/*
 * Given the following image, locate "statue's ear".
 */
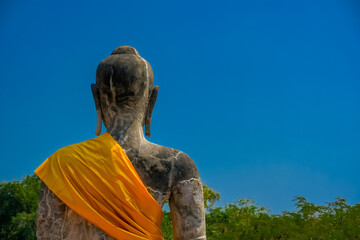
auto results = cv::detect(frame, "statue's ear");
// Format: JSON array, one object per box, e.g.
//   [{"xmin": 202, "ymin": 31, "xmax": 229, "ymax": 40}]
[
  {"xmin": 91, "ymin": 84, "xmax": 102, "ymax": 136},
  {"xmin": 145, "ymin": 86, "xmax": 159, "ymax": 137}
]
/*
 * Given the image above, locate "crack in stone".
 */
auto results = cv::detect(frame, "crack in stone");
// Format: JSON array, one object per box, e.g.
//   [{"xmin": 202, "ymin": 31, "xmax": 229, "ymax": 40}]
[
  {"xmin": 146, "ymin": 186, "xmax": 163, "ymax": 195},
  {"xmin": 178, "ymin": 177, "xmax": 202, "ymax": 185},
  {"xmin": 146, "ymin": 187, "xmax": 170, "ymax": 206},
  {"xmin": 109, "ymin": 69, "xmax": 115, "ymax": 104},
  {"xmin": 192, "ymin": 236, "xmax": 206, "ymax": 240}
]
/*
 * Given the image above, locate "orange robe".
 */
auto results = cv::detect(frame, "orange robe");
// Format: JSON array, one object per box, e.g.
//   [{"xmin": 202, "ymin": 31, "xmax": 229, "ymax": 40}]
[{"xmin": 34, "ymin": 132, "xmax": 164, "ymax": 240}]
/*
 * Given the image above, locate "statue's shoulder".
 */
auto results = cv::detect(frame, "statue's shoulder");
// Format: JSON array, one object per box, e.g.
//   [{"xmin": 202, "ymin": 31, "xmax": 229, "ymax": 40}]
[
  {"xmin": 50, "ymin": 143, "xmax": 79, "ymax": 158},
  {"xmin": 146, "ymin": 142, "xmax": 200, "ymax": 185},
  {"xmin": 49, "ymin": 137, "xmax": 97, "ymax": 159}
]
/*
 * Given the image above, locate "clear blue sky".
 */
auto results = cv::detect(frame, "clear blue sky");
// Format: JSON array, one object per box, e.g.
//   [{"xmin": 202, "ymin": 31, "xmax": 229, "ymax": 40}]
[{"xmin": 1, "ymin": 0, "xmax": 359, "ymax": 213}]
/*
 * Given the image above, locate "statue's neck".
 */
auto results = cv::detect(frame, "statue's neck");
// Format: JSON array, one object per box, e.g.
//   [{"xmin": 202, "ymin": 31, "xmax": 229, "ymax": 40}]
[{"xmin": 106, "ymin": 116, "xmax": 147, "ymax": 152}]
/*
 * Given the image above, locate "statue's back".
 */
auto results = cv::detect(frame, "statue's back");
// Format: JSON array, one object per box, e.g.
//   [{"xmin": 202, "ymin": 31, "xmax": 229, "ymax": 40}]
[{"xmin": 36, "ymin": 46, "xmax": 206, "ymax": 240}]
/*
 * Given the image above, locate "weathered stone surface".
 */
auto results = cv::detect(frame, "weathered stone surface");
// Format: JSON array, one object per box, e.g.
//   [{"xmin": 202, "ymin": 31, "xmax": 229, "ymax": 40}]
[
  {"xmin": 37, "ymin": 46, "xmax": 206, "ymax": 240},
  {"xmin": 37, "ymin": 182, "xmax": 116, "ymax": 240}
]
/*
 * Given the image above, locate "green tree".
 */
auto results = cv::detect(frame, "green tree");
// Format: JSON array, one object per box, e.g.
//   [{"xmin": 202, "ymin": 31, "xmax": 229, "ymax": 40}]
[
  {"xmin": 203, "ymin": 185, "xmax": 220, "ymax": 209},
  {"xmin": 161, "ymin": 209, "xmax": 174, "ymax": 240},
  {"xmin": 1, "ymin": 175, "xmax": 359, "ymax": 240},
  {"xmin": 0, "ymin": 175, "xmax": 41, "ymax": 240}
]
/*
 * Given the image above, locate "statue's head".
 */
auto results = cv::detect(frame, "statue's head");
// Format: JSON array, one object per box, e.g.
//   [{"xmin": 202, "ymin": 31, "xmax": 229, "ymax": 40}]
[{"xmin": 91, "ymin": 46, "xmax": 159, "ymax": 137}]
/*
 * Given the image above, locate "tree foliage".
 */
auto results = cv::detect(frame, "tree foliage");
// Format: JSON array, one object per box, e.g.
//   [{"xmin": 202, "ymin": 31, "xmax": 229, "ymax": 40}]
[
  {"xmin": 161, "ymin": 187, "xmax": 360, "ymax": 240},
  {"xmin": 203, "ymin": 185, "xmax": 220, "ymax": 209},
  {"xmin": 1, "ymin": 175, "xmax": 359, "ymax": 239},
  {"xmin": 0, "ymin": 175, "xmax": 41, "ymax": 240}
]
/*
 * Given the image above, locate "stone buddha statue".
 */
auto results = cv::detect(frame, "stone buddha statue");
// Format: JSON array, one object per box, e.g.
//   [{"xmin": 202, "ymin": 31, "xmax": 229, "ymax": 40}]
[{"xmin": 36, "ymin": 46, "xmax": 206, "ymax": 240}]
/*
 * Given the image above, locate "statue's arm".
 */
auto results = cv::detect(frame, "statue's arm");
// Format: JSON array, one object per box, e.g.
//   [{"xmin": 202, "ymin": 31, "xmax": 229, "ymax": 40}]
[{"xmin": 169, "ymin": 153, "xmax": 206, "ymax": 240}]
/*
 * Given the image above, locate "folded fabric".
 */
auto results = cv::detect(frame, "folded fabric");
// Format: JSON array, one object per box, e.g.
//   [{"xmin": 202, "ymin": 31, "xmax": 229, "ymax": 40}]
[{"xmin": 35, "ymin": 132, "xmax": 164, "ymax": 240}]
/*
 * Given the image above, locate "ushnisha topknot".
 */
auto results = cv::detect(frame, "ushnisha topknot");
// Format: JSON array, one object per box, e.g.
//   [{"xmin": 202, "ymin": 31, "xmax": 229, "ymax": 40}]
[{"xmin": 111, "ymin": 46, "xmax": 140, "ymax": 56}]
